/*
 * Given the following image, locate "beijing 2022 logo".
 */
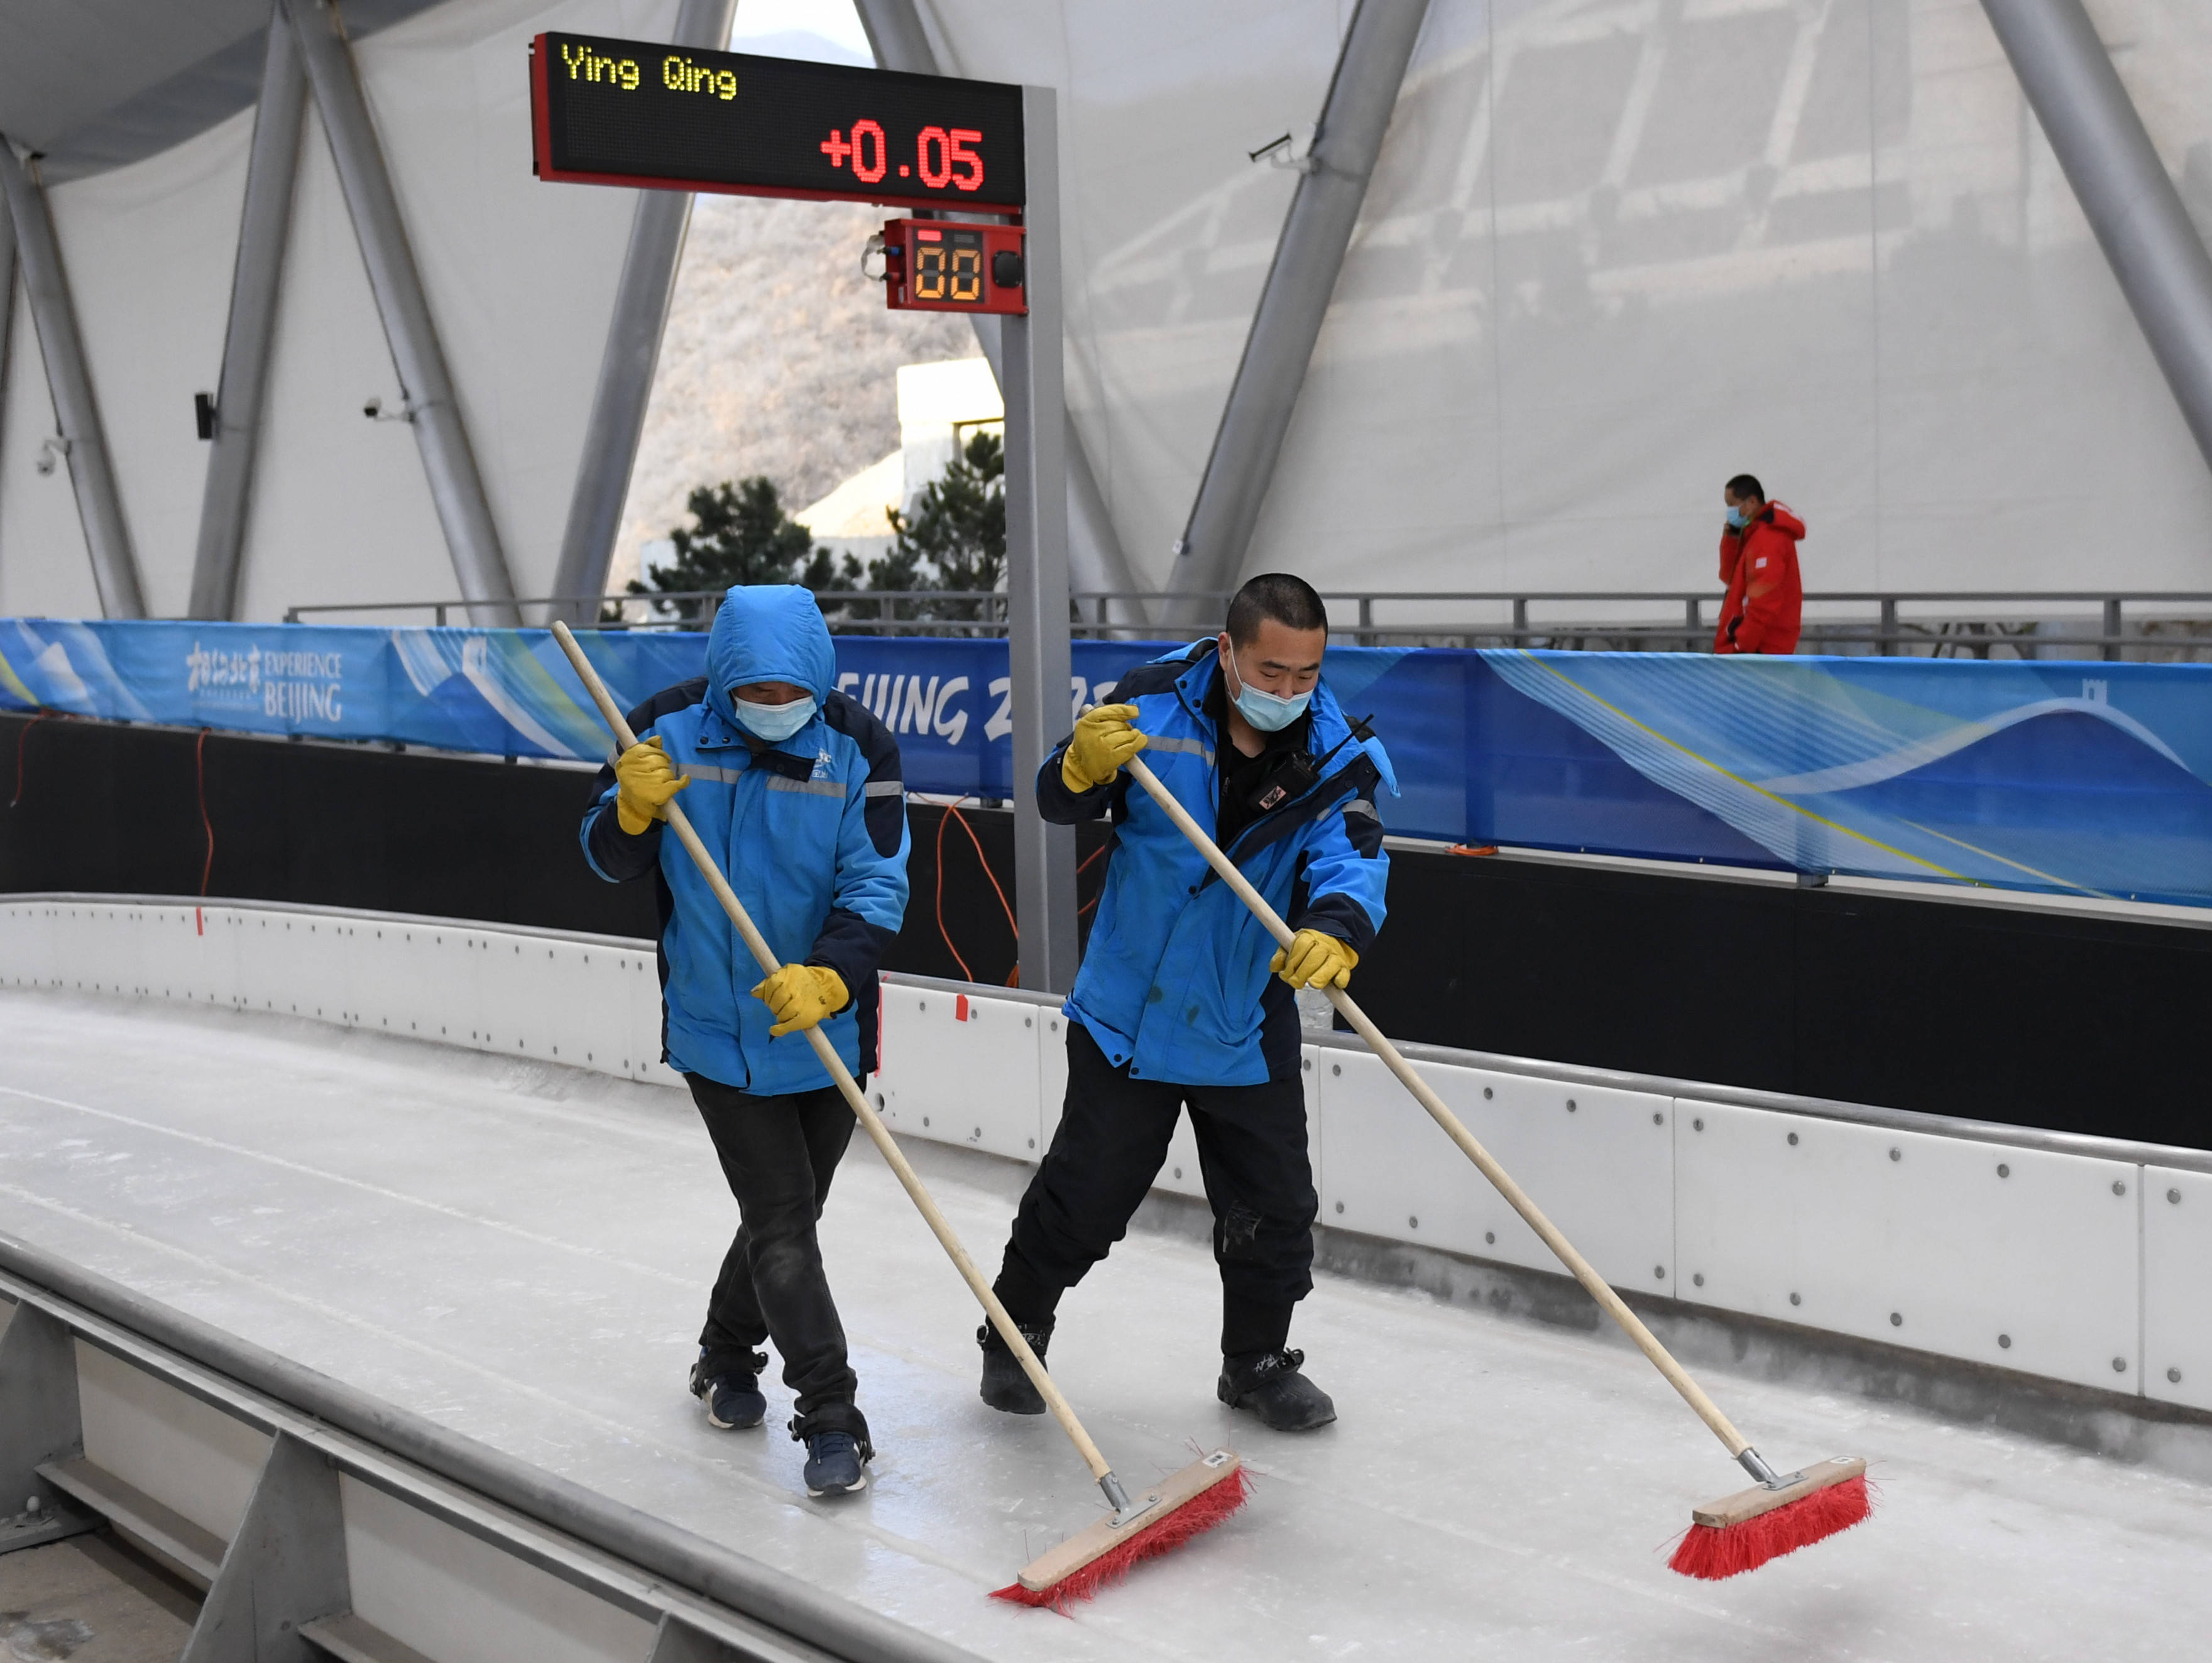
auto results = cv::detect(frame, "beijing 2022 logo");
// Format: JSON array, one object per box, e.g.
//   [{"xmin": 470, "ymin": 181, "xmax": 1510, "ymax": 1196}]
[{"xmin": 187, "ymin": 640, "xmax": 343, "ymax": 723}]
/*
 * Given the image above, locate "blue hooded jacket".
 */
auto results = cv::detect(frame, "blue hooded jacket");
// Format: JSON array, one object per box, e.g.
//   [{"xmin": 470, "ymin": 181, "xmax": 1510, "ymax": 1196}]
[
  {"xmin": 1041, "ymin": 641, "xmax": 1394, "ymax": 1087},
  {"xmin": 581, "ymin": 586, "xmax": 910, "ymax": 1093}
]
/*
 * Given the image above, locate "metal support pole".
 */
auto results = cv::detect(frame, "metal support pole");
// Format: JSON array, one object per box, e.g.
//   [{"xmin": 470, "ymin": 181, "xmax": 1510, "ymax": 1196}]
[
  {"xmin": 970, "ymin": 316, "xmax": 1145, "ymax": 624},
  {"xmin": 549, "ymin": 0, "xmax": 736, "ymax": 624},
  {"xmin": 1684, "ymin": 596, "xmax": 1700, "ymax": 649},
  {"xmin": 180, "ymin": 1433, "xmax": 350, "ymax": 1663},
  {"xmin": 0, "ymin": 199, "xmax": 15, "ymax": 547},
  {"xmin": 1165, "ymin": 0, "xmax": 1430, "ymax": 624},
  {"xmin": 851, "ymin": 0, "xmax": 936, "ymax": 73},
  {"xmin": 1981, "ymin": 0, "xmax": 2212, "ymax": 477},
  {"xmin": 190, "ymin": 11, "xmax": 307, "ymax": 621},
  {"xmin": 2103, "ymin": 596, "xmax": 2122, "ymax": 661},
  {"xmin": 853, "ymin": 0, "xmax": 1147, "ymax": 625},
  {"xmin": 1004, "ymin": 86, "xmax": 1078, "ymax": 996},
  {"xmin": 1879, "ymin": 596, "xmax": 1898, "ymax": 656},
  {"xmin": 285, "ymin": 0, "xmax": 520, "ymax": 625},
  {"xmin": 0, "ymin": 143, "xmax": 148, "ymax": 618}
]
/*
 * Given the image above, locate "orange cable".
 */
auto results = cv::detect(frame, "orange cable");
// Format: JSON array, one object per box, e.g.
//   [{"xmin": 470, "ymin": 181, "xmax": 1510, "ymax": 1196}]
[
  {"xmin": 195, "ymin": 728, "xmax": 216, "ymax": 895},
  {"xmin": 933, "ymin": 807, "xmax": 977, "ymax": 983},
  {"xmin": 9, "ymin": 710, "xmax": 51, "ymax": 809}
]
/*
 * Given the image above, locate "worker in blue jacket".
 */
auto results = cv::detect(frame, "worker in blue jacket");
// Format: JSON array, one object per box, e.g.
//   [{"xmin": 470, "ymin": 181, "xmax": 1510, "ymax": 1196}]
[
  {"xmin": 580, "ymin": 584, "xmax": 908, "ymax": 1499},
  {"xmin": 979, "ymin": 574, "xmax": 1393, "ymax": 1431}
]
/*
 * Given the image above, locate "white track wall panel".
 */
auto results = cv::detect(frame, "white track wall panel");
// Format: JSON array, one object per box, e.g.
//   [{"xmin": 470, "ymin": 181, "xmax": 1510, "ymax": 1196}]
[
  {"xmin": 1318, "ymin": 1052, "xmax": 1673, "ymax": 1293},
  {"xmin": 2142, "ymin": 1166, "xmax": 2212, "ymax": 1414},
  {"xmin": 1674, "ymin": 1099, "xmax": 2142, "ymax": 1393},
  {"xmin": 4, "ymin": 897, "xmax": 2205, "ymax": 1413},
  {"xmin": 876, "ymin": 986, "xmax": 1044, "ymax": 1161}
]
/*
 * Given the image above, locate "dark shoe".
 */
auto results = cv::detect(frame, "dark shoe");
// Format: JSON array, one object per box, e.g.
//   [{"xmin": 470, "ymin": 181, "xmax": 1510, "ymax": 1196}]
[
  {"xmin": 790, "ymin": 1405, "xmax": 873, "ymax": 1498},
  {"xmin": 689, "ymin": 1348, "xmax": 767, "ymax": 1431},
  {"xmin": 1218, "ymin": 1348, "xmax": 1336, "ymax": 1431},
  {"xmin": 978, "ymin": 1319, "xmax": 1053, "ymax": 1415}
]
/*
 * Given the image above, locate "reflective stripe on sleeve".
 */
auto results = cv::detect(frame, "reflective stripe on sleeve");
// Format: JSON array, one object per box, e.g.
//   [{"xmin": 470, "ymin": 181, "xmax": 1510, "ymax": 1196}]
[{"xmin": 1146, "ymin": 735, "xmax": 1214, "ymax": 765}]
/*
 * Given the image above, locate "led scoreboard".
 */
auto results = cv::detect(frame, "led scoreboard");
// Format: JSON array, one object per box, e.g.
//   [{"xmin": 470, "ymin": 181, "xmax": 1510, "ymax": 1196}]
[{"xmin": 532, "ymin": 33, "xmax": 1026, "ymax": 219}]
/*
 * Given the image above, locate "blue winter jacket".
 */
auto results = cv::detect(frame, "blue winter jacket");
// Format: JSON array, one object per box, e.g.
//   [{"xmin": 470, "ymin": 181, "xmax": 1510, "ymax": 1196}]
[
  {"xmin": 1044, "ymin": 641, "xmax": 1394, "ymax": 1087},
  {"xmin": 581, "ymin": 586, "xmax": 910, "ymax": 1094}
]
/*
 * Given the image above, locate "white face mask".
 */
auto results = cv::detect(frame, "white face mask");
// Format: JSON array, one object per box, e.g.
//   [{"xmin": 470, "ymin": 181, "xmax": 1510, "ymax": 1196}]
[
  {"xmin": 1225, "ymin": 652, "xmax": 1312, "ymax": 733},
  {"xmin": 733, "ymin": 693, "xmax": 816, "ymax": 741}
]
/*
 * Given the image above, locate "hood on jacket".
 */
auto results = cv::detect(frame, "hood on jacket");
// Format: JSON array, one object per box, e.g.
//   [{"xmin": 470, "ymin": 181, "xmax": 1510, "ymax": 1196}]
[
  {"xmin": 1758, "ymin": 502, "xmax": 1807, "ymax": 540},
  {"xmin": 704, "ymin": 585, "xmax": 836, "ymax": 733}
]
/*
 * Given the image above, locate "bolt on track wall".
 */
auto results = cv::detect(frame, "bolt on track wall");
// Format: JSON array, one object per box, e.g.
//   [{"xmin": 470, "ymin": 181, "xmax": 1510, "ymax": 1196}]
[{"xmin": 5, "ymin": 894, "xmax": 2209, "ymax": 1417}]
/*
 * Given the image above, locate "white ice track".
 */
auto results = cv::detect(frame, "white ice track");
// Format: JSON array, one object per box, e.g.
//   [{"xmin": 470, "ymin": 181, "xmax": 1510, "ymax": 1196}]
[{"xmin": 3, "ymin": 991, "xmax": 2210, "ymax": 1662}]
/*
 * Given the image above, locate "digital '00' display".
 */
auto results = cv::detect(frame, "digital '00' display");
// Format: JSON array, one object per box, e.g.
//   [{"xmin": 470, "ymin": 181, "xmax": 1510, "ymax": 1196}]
[{"xmin": 531, "ymin": 33, "xmax": 1026, "ymax": 212}]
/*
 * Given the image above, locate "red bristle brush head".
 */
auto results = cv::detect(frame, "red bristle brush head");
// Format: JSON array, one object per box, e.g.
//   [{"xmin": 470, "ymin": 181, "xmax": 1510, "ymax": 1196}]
[
  {"xmin": 992, "ymin": 1464, "xmax": 1249, "ymax": 1611},
  {"xmin": 1668, "ymin": 1473, "xmax": 1873, "ymax": 1581}
]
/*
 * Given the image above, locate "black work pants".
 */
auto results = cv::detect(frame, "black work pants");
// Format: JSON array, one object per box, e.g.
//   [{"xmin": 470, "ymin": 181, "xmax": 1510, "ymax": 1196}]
[
  {"xmin": 689, "ymin": 1072, "xmax": 858, "ymax": 1415},
  {"xmin": 1000, "ymin": 1021, "xmax": 1317, "ymax": 1359}
]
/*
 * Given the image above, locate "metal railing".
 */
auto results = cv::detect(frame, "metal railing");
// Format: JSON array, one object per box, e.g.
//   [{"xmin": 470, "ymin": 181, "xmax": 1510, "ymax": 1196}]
[{"xmin": 280, "ymin": 589, "xmax": 2212, "ymax": 660}]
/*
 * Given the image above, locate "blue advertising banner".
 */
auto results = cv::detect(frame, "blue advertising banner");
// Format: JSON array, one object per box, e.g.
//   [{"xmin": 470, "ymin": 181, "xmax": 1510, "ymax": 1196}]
[{"xmin": 4, "ymin": 618, "xmax": 2209, "ymax": 907}]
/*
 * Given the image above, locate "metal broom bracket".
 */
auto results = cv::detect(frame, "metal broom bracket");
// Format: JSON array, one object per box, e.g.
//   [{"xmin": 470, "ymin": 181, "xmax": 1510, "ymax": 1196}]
[{"xmin": 1735, "ymin": 1448, "xmax": 1808, "ymax": 1491}]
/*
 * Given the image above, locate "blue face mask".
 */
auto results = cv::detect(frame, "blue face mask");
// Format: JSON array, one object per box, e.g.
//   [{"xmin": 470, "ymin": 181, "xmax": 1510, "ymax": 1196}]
[
  {"xmin": 733, "ymin": 693, "xmax": 816, "ymax": 742},
  {"xmin": 1226, "ymin": 653, "xmax": 1311, "ymax": 733},
  {"xmin": 1726, "ymin": 504, "xmax": 1749, "ymax": 530}
]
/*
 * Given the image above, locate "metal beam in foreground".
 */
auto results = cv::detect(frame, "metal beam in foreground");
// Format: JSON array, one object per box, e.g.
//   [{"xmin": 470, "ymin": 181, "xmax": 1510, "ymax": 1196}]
[
  {"xmin": 1981, "ymin": 0, "xmax": 2212, "ymax": 477},
  {"xmin": 1003, "ymin": 84, "xmax": 1080, "ymax": 996},
  {"xmin": 285, "ymin": 0, "xmax": 521, "ymax": 626},
  {"xmin": 1165, "ymin": 0, "xmax": 1429, "ymax": 626},
  {"xmin": 0, "ymin": 143, "xmax": 148, "ymax": 619},
  {"xmin": 0, "ymin": 1232, "xmax": 980, "ymax": 1663},
  {"xmin": 549, "ymin": 0, "xmax": 737, "ymax": 624},
  {"xmin": 189, "ymin": 10, "xmax": 308, "ymax": 622}
]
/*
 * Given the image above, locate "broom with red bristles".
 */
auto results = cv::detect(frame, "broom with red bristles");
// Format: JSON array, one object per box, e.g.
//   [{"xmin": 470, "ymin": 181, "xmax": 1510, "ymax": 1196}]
[
  {"xmin": 552, "ymin": 626, "xmax": 1244, "ymax": 1608},
  {"xmin": 1124, "ymin": 750, "xmax": 1871, "ymax": 1580}
]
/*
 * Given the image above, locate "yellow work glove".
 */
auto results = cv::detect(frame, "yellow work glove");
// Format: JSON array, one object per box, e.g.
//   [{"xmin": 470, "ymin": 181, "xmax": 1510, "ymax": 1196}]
[
  {"xmin": 1061, "ymin": 703, "xmax": 1146, "ymax": 793},
  {"xmin": 1271, "ymin": 929, "xmax": 1358, "ymax": 990},
  {"xmin": 615, "ymin": 736, "xmax": 689, "ymax": 835},
  {"xmin": 751, "ymin": 963, "xmax": 848, "ymax": 1037}
]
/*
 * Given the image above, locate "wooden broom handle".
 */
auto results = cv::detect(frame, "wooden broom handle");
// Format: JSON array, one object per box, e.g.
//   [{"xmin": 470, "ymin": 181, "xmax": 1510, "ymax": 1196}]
[
  {"xmin": 551, "ymin": 624, "xmax": 1112, "ymax": 1482},
  {"xmin": 1121, "ymin": 750, "xmax": 1753, "ymax": 1459}
]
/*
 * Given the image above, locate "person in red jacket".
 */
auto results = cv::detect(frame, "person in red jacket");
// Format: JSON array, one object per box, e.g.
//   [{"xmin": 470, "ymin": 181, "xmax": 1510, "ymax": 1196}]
[{"xmin": 1712, "ymin": 474, "xmax": 1804, "ymax": 654}]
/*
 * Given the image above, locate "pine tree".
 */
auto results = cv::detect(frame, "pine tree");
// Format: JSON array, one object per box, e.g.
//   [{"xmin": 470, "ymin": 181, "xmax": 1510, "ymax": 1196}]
[
  {"xmin": 882, "ymin": 430, "xmax": 1005, "ymax": 630},
  {"xmin": 627, "ymin": 477, "xmax": 857, "ymax": 624}
]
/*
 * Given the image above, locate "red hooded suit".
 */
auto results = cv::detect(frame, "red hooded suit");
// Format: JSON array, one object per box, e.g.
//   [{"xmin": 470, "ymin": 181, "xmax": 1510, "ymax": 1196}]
[{"xmin": 1714, "ymin": 501, "xmax": 1804, "ymax": 655}]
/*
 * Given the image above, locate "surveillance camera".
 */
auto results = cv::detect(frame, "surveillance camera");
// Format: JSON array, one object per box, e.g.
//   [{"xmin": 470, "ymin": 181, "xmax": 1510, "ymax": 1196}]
[{"xmin": 363, "ymin": 396, "xmax": 382, "ymax": 418}]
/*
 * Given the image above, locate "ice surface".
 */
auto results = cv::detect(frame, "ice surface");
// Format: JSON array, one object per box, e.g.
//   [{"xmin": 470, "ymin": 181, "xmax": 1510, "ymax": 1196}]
[{"xmin": 3, "ymin": 990, "xmax": 2209, "ymax": 1661}]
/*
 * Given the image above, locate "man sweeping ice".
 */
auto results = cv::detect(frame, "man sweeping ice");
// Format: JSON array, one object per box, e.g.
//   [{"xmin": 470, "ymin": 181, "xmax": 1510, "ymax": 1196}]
[
  {"xmin": 979, "ymin": 574, "xmax": 1393, "ymax": 1431},
  {"xmin": 579, "ymin": 584, "xmax": 908, "ymax": 1499}
]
